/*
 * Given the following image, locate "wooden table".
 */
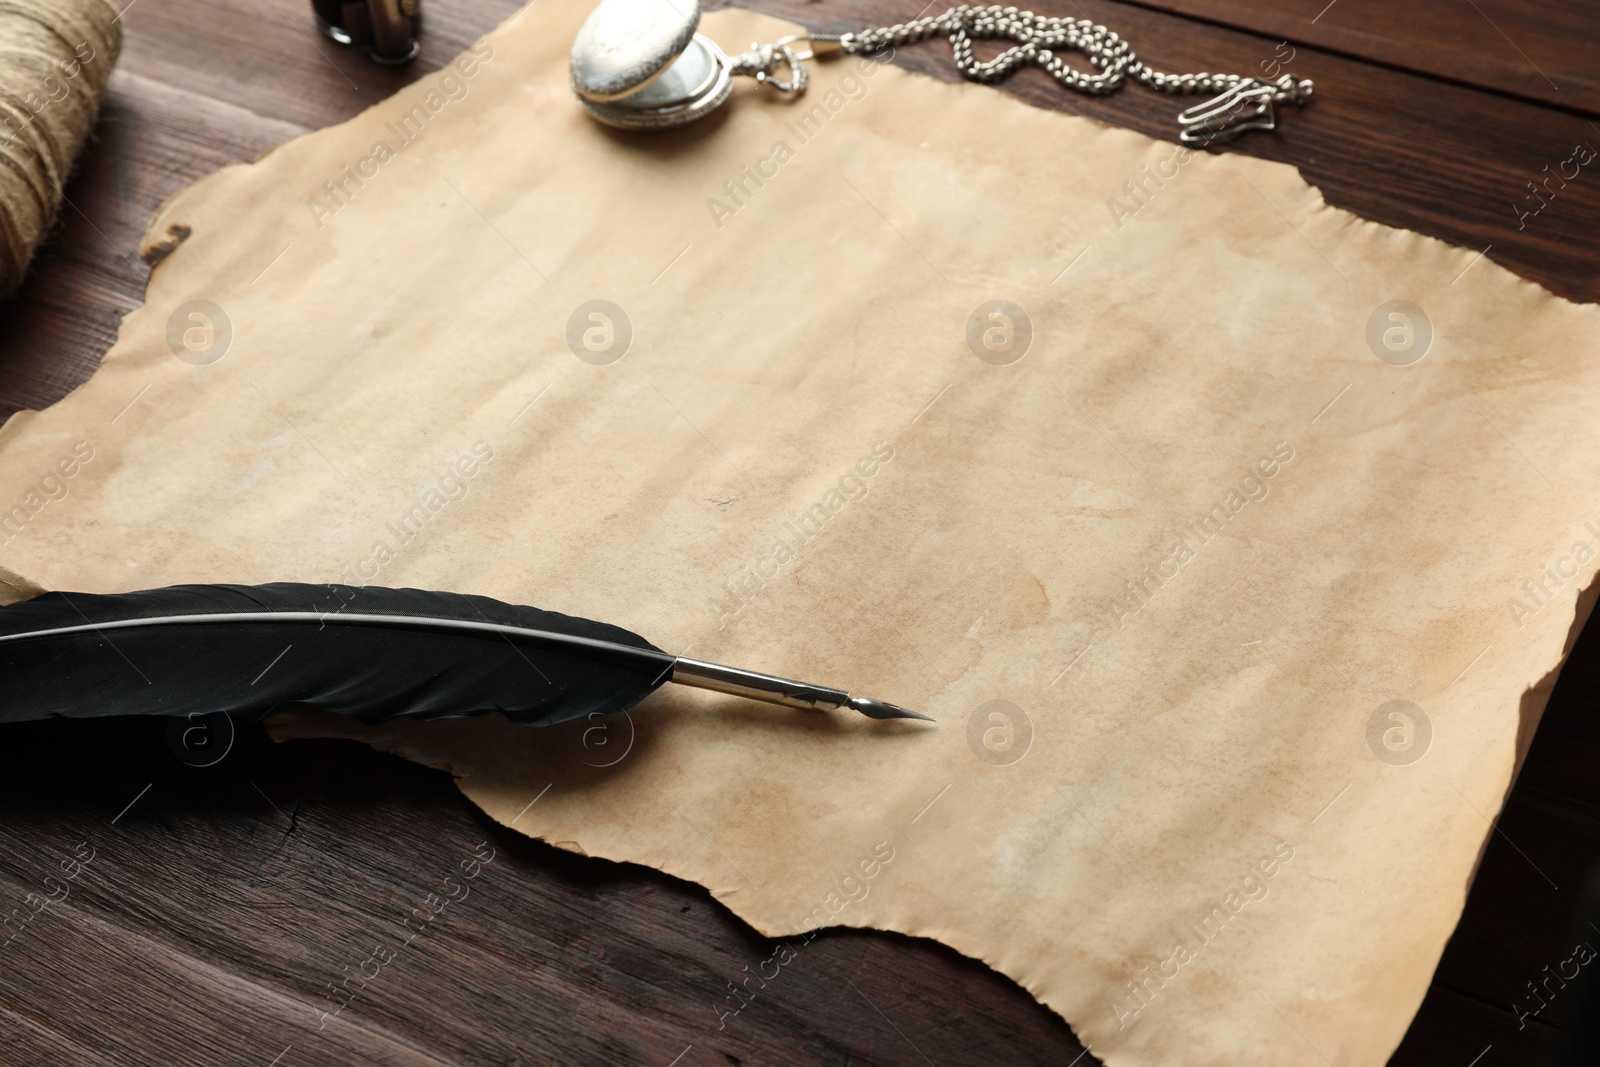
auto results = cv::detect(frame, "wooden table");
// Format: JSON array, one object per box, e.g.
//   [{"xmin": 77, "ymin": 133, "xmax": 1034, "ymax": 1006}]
[{"xmin": 3, "ymin": 1, "xmax": 1598, "ymax": 1063}]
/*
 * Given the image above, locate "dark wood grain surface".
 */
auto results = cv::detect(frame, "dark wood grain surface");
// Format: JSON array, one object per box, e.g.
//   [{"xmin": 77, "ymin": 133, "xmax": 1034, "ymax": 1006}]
[
  {"xmin": 1128, "ymin": 0, "xmax": 1600, "ymax": 113},
  {"xmin": 2, "ymin": 1, "xmax": 1598, "ymax": 1064}
]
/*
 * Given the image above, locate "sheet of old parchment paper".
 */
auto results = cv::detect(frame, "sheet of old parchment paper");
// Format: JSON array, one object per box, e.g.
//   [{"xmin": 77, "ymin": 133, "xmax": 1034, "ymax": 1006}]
[{"xmin": 3, "ymin": 3, "xmax": 1598, "ymax": 1062}]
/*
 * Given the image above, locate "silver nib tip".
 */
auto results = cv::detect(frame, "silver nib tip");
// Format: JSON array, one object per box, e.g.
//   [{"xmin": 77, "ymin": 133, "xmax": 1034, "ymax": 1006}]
[{"xmin": 847, "ymin": 696, "xmax": 936, "ymax": 722}]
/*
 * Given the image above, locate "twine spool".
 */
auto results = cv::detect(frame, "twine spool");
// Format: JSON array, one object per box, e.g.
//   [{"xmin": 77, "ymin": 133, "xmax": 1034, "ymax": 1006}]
[{"xmin": 0, "ymin": 0, "xmax": 120, "ymax": 297}]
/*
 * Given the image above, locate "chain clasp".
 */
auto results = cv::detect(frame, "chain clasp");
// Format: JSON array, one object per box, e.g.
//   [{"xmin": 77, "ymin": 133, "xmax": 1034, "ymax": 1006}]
[{"xmin": 1177, "ymin": 75, "xmax": 1313, "ymax": 146}]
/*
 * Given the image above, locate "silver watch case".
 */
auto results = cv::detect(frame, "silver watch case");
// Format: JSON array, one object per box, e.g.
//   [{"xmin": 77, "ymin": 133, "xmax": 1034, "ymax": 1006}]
[{"xmin": 570, "ymin": 0, "xmax": 734, "ymax": 130}]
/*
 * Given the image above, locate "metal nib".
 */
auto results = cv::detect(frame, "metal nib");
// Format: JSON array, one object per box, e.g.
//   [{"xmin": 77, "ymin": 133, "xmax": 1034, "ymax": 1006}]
[
  {"xmin": 847, "ymin": 696, "xmax": 936, "ymax": 722},
  {"xmin": 668, "ymin": 656, "xmax": 934, "ymax": 723}
]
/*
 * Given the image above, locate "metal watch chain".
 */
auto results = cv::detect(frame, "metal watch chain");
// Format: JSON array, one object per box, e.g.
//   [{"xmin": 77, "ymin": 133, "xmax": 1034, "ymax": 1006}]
[{"xmin": 731, "ymin": 4, "xmax": 1314, "ymax": 145}]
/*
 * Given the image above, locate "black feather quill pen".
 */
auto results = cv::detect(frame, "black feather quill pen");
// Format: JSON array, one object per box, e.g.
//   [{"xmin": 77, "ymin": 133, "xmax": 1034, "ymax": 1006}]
[{"xmin": 0, "ymin": 583, "xmax": 932, "ymax": 727}]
